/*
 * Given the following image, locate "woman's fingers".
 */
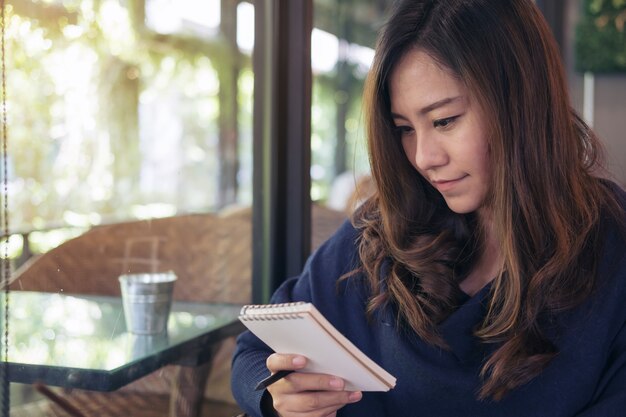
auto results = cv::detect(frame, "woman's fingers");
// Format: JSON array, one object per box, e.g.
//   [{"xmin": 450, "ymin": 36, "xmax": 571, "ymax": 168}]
[
  {"xmin": 264, "ymin": 353, "xmax": 363, "ymax": 417},
  {"xmin": 266, "ymin": 354, "xmax": 347, "ymax": 392},
  {"xmin": 266, "ymin": 353, "xmax": 307, "ymax": 373},
  {"xmin": 272, "ymin": 390, "xmax": 362, "ymax": 416}
]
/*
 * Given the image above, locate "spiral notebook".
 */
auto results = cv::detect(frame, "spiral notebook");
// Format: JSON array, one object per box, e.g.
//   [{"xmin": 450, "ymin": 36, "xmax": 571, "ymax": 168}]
[{"xmin": 238, "ymin": 302, "xmax": 396, "ymax": 392}]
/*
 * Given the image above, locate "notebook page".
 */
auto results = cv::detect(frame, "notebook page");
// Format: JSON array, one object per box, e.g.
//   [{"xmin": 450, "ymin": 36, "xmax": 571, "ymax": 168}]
[{"xmin": 239, "ymin": 303, "xmax": 396, "ymax": 392}]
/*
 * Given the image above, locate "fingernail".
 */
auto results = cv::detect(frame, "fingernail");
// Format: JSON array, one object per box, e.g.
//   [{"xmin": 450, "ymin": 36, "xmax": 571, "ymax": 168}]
[
  {"xmin": 329, "ymin": 377, "xmax": 343, "ymax": 389},
  {"xmin": 292, "ymin": 356, "xmax": 306, "ymax": 367},
  {"xmin": 348, "ymin": 391, "xmax": 362, "ymax": 402}
]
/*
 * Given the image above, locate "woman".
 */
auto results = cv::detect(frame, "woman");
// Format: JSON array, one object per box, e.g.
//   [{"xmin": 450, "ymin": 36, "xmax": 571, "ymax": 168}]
[{"xmin": 231, "ymin": 1, "xmax": 626, "ymax": 416}]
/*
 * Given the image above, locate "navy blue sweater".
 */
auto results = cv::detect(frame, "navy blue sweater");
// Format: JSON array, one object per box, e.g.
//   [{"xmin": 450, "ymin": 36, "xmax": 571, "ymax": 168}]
[{"xmin": 232, "ymin": 191, "xmax": 626, "ymax": 416}]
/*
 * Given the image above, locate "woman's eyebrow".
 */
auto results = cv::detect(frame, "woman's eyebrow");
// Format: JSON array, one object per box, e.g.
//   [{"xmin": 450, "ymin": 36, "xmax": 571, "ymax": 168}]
[
  {"xmin": 419, "ymin": 96, "xmax": 464, "ymax": 114},
  {"xmin": 390, "ymin": 95, "xmax": 465, "ymax": 120}
]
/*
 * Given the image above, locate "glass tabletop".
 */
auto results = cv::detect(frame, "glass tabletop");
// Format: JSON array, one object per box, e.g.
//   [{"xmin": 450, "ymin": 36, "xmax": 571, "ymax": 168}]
[{"xmin": 1, "ymin": 291, "xmax": 244, "ymax": 391}]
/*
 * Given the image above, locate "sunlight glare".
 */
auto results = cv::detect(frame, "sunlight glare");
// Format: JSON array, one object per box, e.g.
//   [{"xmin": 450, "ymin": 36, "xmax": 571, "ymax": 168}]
[
  {"xmin": 146, "ymin": 0, "xmax": 220, "ymax": 34},
  {"xmin": 312, "ymin": 28, "xmax": 339, "ymax": 73},
  {"xmin": 237, "ymin": 2, "xmax": 254, "ymax": 53}
]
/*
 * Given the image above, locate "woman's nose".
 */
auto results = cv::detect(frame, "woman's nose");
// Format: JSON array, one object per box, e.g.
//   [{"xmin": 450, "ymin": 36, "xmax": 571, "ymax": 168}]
[{"xmin": 413, "ymin": 133, "xmax": 448, "ymax": 172}]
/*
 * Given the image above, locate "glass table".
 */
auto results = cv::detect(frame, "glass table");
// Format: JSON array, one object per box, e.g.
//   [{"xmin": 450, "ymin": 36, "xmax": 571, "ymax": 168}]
[{"xmin": 1, "ymin": 291, "xmax": 245, "ymax": 391}]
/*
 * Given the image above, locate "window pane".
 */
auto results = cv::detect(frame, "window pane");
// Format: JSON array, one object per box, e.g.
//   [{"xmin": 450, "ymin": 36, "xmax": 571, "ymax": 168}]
[
  {"xmin": 7, "ymin": 0, "xmax": 254, "ymax": 411},
  {"xmin": 310, "ymin": 1, "xmax": 388, "ymax": 249}
]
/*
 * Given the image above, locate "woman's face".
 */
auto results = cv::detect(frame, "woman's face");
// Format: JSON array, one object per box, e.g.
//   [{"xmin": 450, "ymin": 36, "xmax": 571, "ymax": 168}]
[{"xmin": 389, "ymin": 49, "xmax": 491, "ymax": 215}]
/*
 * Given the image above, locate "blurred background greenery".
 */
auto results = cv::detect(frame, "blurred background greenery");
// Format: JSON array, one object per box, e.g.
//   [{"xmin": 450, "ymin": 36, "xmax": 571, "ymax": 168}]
[
  {"xmin": 575, "ymin": 0, "xmax": 626, "ymax": 72},
  {"xmin": 6, "ymin": 0, "xmax": 374, "ymax": 262}
]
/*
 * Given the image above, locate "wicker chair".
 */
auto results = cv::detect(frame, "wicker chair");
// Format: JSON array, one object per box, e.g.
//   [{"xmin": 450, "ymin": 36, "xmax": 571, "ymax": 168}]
[
  {"xmin": 9, "ymin": 204, "xmax": 347, "ymax": 417},
  {"xmin": 10, "ymin": 211, "xmax": 252, "ymax": 304}
]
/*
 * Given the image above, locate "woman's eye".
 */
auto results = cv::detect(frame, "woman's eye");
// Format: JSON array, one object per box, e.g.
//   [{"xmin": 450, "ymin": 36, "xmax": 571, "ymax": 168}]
[
  {"xmin": 394, "ymin": 126, "xmax": 414, "ymax": 137},
  {"xmin": 433, "ymin": 116, "xmax": 459, "ymax": 129}
]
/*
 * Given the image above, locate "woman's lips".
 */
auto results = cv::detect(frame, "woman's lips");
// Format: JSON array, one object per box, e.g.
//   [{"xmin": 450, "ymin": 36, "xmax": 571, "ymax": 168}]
[{"xmin": 431, "ymin": 175, "xmax": 468, "ymax": 192}]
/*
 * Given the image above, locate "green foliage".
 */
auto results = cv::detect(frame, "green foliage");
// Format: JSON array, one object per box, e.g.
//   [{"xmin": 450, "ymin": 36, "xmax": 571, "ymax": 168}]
[
  {"xmin": 8, "ymin": 0, "xmax": 250, "ymax": 237},
  {"xmin": 575, "ymin": 0, "xmax": 626, "ymax": 72},
  {"xmin": 311, "ymin": 68, "xmax": 368, "ymax": 203}
]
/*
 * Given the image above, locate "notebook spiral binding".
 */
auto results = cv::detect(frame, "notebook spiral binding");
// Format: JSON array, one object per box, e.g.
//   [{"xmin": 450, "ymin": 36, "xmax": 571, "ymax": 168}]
[{"xmin": 239, "ymin": 301, "xmax": 308, "ymax": 321}]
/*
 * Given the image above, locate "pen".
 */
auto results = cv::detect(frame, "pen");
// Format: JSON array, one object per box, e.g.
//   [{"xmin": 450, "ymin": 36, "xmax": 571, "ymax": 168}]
[{"xmin": 254, "ymin": 370, "xmax": 295, "ymax": 391}]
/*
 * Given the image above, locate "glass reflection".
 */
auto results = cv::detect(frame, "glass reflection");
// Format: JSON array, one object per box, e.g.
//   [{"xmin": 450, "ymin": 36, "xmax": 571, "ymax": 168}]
[{"xmin": 5, "ymin": 292, "xmax": 241, "ymax": 371}]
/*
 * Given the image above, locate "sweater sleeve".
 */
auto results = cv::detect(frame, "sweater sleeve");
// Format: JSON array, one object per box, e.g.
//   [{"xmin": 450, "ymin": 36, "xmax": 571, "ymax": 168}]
[
  {"xmin": 230, "ymin": 276, "xmax": 307, "ymax": 417},
  {"xmin": 576, "ymin": 193, "xmax": 626, "ymax": 417},
  {"xmin": 575, "ymin": 319, "xmax": 626, "ymax": 417},
  {"xmin": 230, "ymin": 220, "xmax": 363, "ymax": 417}
]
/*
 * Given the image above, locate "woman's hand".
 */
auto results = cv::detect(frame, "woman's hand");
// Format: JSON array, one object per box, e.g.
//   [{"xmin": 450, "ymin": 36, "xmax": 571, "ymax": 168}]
[{"xmin": 264, "ymin": 353, "xmax": 363, "ymax": 417}]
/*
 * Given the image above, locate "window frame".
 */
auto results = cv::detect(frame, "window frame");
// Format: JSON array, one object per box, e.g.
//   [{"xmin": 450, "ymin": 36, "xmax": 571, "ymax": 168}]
[{"xmin": 252, "ymin": 0, "xmax": 313, "ymax": 303}]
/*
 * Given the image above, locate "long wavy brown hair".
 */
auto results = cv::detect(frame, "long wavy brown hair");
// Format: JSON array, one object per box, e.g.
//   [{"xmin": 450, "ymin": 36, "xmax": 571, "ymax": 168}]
[{"xmin": 356, "ymin": 0, "xmax": 624, "ymax": 401}]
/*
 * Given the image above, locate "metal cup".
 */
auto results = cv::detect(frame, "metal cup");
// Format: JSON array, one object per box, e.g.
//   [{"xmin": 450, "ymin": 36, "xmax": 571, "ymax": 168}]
[{"xmin": 119, "ymin": 272, "xmax": 177, "ymax": 335}]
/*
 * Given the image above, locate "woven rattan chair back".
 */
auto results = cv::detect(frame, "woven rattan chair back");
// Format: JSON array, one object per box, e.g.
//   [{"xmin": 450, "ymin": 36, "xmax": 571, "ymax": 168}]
[{"xmin": 10, "ymin": 211, "xmax": 252, "ymax": 304}]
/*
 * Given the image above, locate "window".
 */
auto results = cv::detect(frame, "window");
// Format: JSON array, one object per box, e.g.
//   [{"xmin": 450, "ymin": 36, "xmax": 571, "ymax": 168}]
[
  {"xmin": 7, "ymin": 0, "xmax": 256, "ymax": 410},
  {"xmin": 8, "ymin": 0, "xmax": 253, "ymax": 250}
]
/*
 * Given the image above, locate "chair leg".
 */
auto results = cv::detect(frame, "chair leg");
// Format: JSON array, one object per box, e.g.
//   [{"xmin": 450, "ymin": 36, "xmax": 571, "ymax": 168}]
[
  {"xmin": 33, "ymin": 383, "xmax": 88, "ymax": 417},
  {"xmin": 168, "ymin": 355, "xmax": 214, "ymax": 417}
]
